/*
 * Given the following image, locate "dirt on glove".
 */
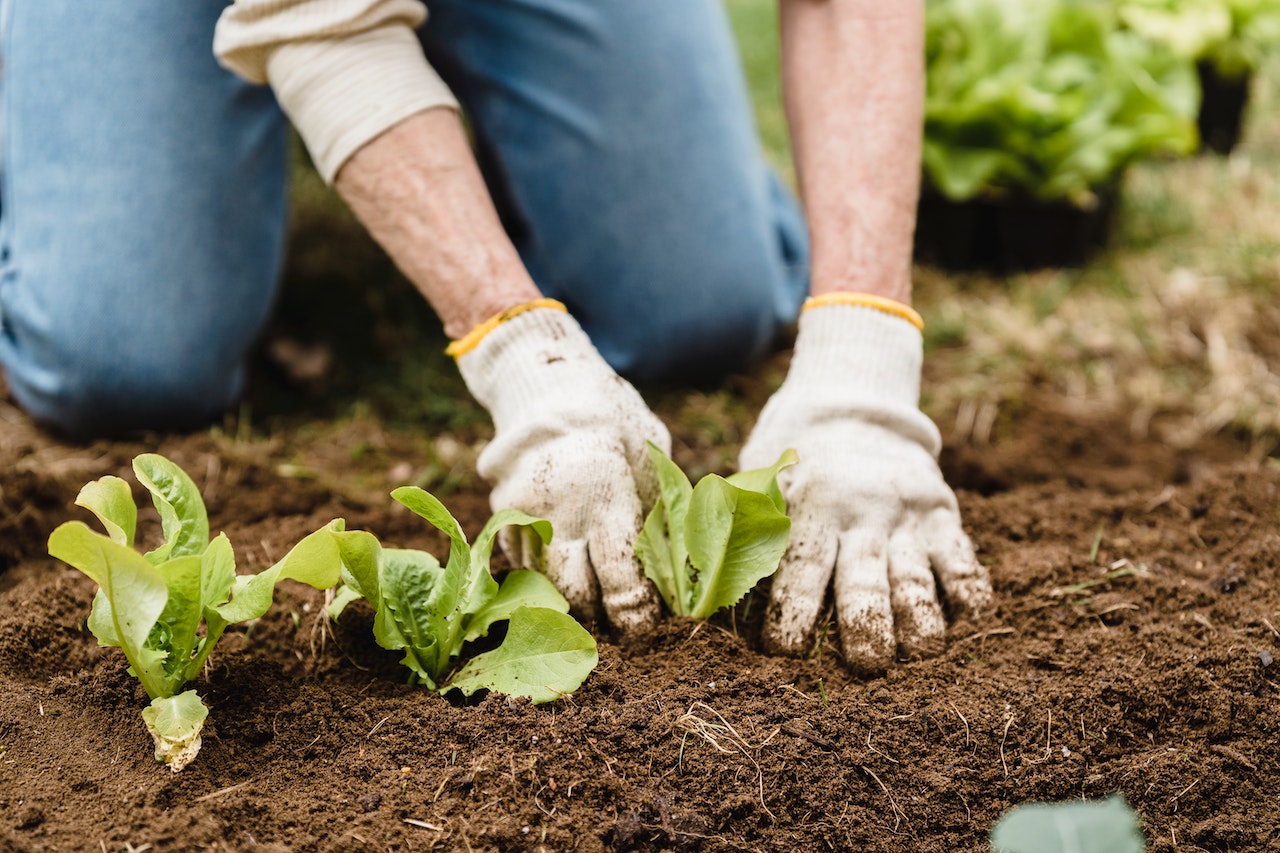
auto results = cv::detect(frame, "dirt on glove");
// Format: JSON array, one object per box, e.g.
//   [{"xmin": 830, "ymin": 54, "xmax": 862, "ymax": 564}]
[{"xmin": 0, "ymin": 391, "xmax": 1275, "ymax": 852}]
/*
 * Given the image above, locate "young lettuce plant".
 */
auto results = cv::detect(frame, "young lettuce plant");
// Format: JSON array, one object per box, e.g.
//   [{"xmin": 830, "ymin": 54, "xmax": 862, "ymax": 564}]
[
  {"xmin": 47, "ymin": 454, "xmax": 343, "ymax": 771},
  {"xmin": 635, "ymin": 443, "xmax": 795, "ymax": 620},
  {"xmin": 326, "ymin": 487, "xmax": 597, "ymax": 704}
]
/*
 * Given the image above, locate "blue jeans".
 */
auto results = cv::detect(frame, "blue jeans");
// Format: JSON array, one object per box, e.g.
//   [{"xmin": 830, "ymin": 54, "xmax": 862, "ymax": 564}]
[{"xmin": 0, "ymin": 0, "xmax": 809, "ymax": 438}]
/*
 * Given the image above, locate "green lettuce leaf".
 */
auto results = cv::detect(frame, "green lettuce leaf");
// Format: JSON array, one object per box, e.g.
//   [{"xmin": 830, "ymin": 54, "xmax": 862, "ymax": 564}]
[
  {"xmin": 133, "ymin": 453, "xmax": 209, "ymax": 563},
  {"xmin": 380, "ymin": 548, "xmax": 445, "ymax": 688},
  {"xmin": 216, "ymin": 520, "xmax": 345, "ymax": 624},
  {"xmin": 464, "ymin": 570, "xmax": 569, "ymax": 643},
  {"xmin": 638, "ymin": 445, "xmax": 794, "ymax": 619},
  {"xmin": 48, "ymin": 521, "xmax": 170, "ymax": 699},
  {"xmin": 636, "ymin": 443, "xmax": 695, "ymax": 613},
  {"xmin": 74, "ymin": 475, "xmax": 136, "ymax": 548},
  {"xmin": 391, "ymin": 486, "xmax": 473, "ymax": 629},
  {"xmin": 449, "ymin": 606, "xmax": 599, "ymax": 704},
  {"xmin": 685, "ymin": 477, "xmax": 793, "ymax": 620},
  {"xmin": 49, "ymin": 454, "xmax": 345, "ymax": 771}
]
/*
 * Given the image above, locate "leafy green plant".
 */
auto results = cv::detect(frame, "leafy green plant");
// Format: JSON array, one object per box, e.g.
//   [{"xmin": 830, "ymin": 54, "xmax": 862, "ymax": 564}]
[
  {"xmin": 990, "ymin": 795, "xmax": 1147, "ymax": 853},
  {"xmin": 47, "ymin": 454, "xmax": 343, "ymax": 771},
  {"xmin": 1118, "ymin": 0, "xmax": 1280, "ymax": 78},
  {"xmin": 635, "ymin": 443, "xmax": 794, "ymax": 620},
  {"xmin": 326, "ymin": 487, "xmax": 597, "ymax": 703},
  {"xmin": 924, "ymin": 0, "xmax": 1199, "ymax": 205},
  {"xmin": 1221, "ymin": 0, "xmax": 1280, "ymax": 74}
]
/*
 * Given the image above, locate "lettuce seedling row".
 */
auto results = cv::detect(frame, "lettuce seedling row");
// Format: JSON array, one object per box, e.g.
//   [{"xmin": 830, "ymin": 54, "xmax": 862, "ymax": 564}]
[
  {"xmin": 48, "ymin": 447, "xmax": 802, "ymax": 770},
  {"xmin": 46, "ymin": 456, "xmax": 603, "ymax": 770}
]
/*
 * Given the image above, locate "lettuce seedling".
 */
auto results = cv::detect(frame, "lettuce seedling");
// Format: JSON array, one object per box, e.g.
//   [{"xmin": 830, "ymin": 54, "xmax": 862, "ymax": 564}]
[
  {"xmin": 990, "ymin": 795, "xmax": 1146, "ymax": 853},
  {"xmin": 326, "ymin": 487, "xmax": 597, "ymax": 704},
  {"xmin": 47, "ymin": 454, "xmax": 343, "ymax": 771},
  {"xmin": 635, "ymin": 443, "xmax": 795, "ymax": 620}
]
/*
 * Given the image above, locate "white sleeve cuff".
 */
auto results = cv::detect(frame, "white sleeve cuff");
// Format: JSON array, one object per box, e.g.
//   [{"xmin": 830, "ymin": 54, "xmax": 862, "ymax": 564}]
[
  {"xmin": 214, "ymin": 0, "xmax": 459, "ymax": 184},
  {"xmin": 263, "ymin": 25, "xmax": 460, "ymax": 183}
]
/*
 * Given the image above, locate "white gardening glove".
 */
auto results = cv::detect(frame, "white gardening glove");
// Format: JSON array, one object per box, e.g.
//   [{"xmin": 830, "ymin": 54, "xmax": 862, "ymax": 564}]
[
  {"xmin": 454, "ymin": 301, "xmax": 668, "ymax": 635},
  {"xmin": 739, "ymin": 296, "xmax": 993, "ymax": 674}
]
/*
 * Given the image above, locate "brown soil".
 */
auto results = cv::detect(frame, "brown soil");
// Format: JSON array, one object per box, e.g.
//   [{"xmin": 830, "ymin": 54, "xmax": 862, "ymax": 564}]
[{"xmin": 0, "ymin": 388, "xmax": 1276, "ymax": 853}]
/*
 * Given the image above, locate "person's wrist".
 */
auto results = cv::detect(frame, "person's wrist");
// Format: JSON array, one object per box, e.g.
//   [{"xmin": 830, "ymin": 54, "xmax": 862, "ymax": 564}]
[{"xmin": 807, "ymin": 266, "xmax": 913, "ymax": 307}]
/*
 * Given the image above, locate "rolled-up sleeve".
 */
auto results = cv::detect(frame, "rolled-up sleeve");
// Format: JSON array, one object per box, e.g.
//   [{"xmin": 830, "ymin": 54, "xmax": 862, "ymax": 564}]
[{"xmin": 215, "ymin": 0, "xmax": 459, "ymax": 183}]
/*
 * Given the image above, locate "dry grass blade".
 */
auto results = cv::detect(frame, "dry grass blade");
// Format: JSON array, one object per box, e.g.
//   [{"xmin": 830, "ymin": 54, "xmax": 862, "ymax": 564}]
[
  {"xmin": 957, "ymin": 626, "xmax": 1016, "ymax": 645},
  {"xmin": 859, "ymin": 764, "xmax": 909, "ymax": 833},
  {"xmin": 1050, "ymin": 562, "xmax": 1147, "ymax": 598},
  {"xmin": 308, "ymin": 588, "xmax": 335, "ymax": 658},
  {"xmin": 675, "ymin": 702, "xmax": 741, "ymax": 755},
  {"xmin": 1000, "ymin": 711, "xmax": 1016, "ymax": 779},
  {"xmin": 196, "ymin": 781, "xmax": 251, "ymax": 802},
  {"xmin": 675, "ymin": 701, "xmax": 777, "ymax": 821}
]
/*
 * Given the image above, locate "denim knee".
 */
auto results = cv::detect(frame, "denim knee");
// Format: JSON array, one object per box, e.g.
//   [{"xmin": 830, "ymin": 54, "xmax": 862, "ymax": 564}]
[
  {"xmin": 0, "ymin": 0, "xmax": 289, "ymax": 438},
  {"xmin": 580, "ymin": 172, "xmax": 810, "ymax": 385},
  {"xmin": 2, "ymin": 316, "xmax": 247, "ymax": 439},
  {"xmin": 585, "ymin": 219, "xmax": 808, "ymax": 385}
]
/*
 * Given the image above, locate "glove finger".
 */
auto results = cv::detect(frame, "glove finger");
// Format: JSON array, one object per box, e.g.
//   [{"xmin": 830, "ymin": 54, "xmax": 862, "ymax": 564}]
[
  {"xmin": 588, "ymin": 493, "xmax": 659, "ymax": 637},
  {"xmin": 628, "ymin": 415, "xmax": 672, "ymax": 510},
  {"xmin": 886, "ymin": 524, "xmax": 946, "ymax": 662},
  {"xmin": 833, "ymin": 526, "xmax": 895, "ymax": 676},
  {"xmin": 924, "ymin": 506, "xmax": 994, "ymax": 618},
  {"xmin": 763, "ymin": 508, "xmax": 837, "ymax": 656},
  {"xmin": 543, "ymin": 537, "xmax": 603, "ymax": 626}
]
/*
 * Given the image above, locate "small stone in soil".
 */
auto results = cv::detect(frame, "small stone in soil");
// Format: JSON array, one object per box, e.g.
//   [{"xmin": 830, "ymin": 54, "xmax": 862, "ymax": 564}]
[{"xmin": 1261, "ymin": 650, "xmax": 1274, "ymax": 668}]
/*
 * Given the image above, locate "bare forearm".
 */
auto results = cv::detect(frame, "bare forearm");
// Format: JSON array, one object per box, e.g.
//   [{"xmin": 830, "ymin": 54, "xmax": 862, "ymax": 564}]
[
  {"xmin": 333, "ymin": 108, "xmax": 542, "ymax": 338},
  {"xmin": 780, "ymin": 0, "xmax": 924, "ymax": 304}
]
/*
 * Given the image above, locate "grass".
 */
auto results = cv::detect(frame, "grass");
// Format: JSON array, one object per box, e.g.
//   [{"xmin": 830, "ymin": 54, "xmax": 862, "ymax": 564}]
[{"xmin": 268, "ymin": 7, "xmax": 1280, "ymax": 465}]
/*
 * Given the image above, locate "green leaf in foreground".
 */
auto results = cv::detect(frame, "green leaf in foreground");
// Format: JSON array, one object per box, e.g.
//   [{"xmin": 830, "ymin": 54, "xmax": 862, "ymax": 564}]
[
  {"xmin": 328, "ymin": 487, "xmax": 596, "ymax": 704},
  {"xmin": 637, "ymin": 443, "xmax": 795, "ymax": 620},
  {"xmin": 450, "ymin": 606, "xmax": 599, "ymax": 703},
  {"xmin": 48, "ymin": 454, "xmax": 344, "ymax": 771},
  {"xmin": 990, "ymin": 795, "xmax": 1147, "ymax": 853}
]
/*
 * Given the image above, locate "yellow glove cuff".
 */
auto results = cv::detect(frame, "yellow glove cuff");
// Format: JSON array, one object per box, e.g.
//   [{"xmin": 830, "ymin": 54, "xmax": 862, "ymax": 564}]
[
  {"xmin": 802, "ymin": 292, "xmax": 923, "ymax": 332},
  {"xmin": 445, "ymin": 298, "xmax": 568, "ymax": 358}
]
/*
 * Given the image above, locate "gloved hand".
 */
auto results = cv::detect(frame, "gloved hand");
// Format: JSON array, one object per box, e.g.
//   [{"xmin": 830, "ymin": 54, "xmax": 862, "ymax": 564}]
[
  {"xmin": 454, "ymin": 300, "xmax": 668, "ymax": 635},
  {"xmin": 739, "ymin": 294, "xmax": 993, "ymax": 674}
]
